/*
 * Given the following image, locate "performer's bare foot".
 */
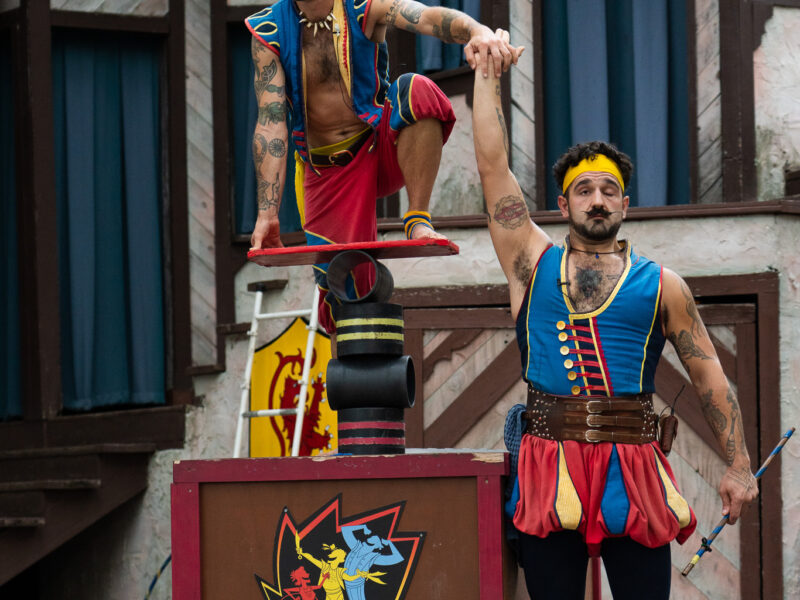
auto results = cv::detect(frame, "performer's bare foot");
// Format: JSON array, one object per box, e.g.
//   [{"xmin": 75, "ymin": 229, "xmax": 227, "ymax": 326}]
[{"xmin": 410, "ymin": 224, "xmax": 448, "ymax": 241}]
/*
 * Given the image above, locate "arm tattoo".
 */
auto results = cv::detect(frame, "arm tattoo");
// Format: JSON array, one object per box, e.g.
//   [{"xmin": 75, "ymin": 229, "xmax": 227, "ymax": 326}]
[
  {"xmin": 385, "ymin": 0, "xmax": 401, "ymax": 26},
  {"xmin": 725, "ymin": 388, "xmax": 742, "ymax": 465},
  {"xmin": 268, "ymin": 138, "xmax": 287, "ymax": 158},
  {"xmin": 432, "ymin": 8, "xmax": 470, "ymax": 43},
  {"xmin": 496, "ymin": 107, "xmax": 509, "ymax": 157},
  {"xmin": 699, "ymin": 389, "xmax": 728, "ymax": 437},
  {"xmin": 254, "ymin": 61, "xmax": 284, "ymax": 98},
  {"xmin": 258, "ymin": 101, "xmax": 287, "ymax": 126},
  {"xmin": 399, "ymin": 2, "xmax": 423, "ymax": 23},
  {"xmin": 492, "ymin": 195, "xmax": 529, "ymax": 229},
  {"xmin": 253, "ymin": 133, "xmax": 268, "ymax": 164},
  {"xmin": 257, "ymin": 173, "xmax": 281, "ymax": 211},
  {"xmin": 668, "ymin": 330, "xmax": 712, "ymax": 374},
  {"xmin": 680, "ymin": 280, "xmax": 706, "ymax": 337}
]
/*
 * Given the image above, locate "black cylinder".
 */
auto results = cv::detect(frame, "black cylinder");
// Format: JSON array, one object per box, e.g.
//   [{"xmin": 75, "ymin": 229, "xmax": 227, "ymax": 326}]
[
  {"xmin": 327, "ymin": 250, "xmax": 394, "ymax": 304},
  {"xmin": 333, "ymin": 303, "xmax": 405, "ymax": 357},
  {"xmin": 337, "ymin": 407, "xmax": 406, "ymax": 455},
  {"xmin": 327, "ymin": 355, "xmax": 415, "ymax": 411}
]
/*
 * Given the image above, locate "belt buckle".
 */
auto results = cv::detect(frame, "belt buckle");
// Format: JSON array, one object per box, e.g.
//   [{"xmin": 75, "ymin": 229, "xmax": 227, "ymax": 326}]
[
  {"xmin": 586, "ymin": 414, "xmax": 602, "ymax": 427},
  {"xmin": 586, "ymin": 400, "xmax": 607, "ymax": 414},
  {"xmin": 329, "ymin": 151, "xmax": 352, "ymax": 167},
  {"xmin": 584, "ymin": 429, "xmax": 605, "ymax": 443}
]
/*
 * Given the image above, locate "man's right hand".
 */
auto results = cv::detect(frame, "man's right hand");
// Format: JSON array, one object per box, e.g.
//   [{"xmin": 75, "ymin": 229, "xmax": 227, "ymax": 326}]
[{"xmin": 250, "ymin": 211, "xmax": 284, "ymax": 250}]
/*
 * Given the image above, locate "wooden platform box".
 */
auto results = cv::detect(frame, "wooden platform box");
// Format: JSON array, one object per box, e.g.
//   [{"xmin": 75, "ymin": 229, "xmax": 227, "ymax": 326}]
[{"xmin": 171, "ymin": 451, "xmax": 516, "ymax": 599}]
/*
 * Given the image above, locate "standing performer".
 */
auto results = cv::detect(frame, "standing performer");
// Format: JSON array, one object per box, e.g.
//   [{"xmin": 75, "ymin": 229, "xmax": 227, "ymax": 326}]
[
  {"xmin": 246, "ymin": 0, "xmax": 521, "ymax": 332},
  {"xmin": 472, "ymin": 57, "xmax": 759, "ymax": 599}
]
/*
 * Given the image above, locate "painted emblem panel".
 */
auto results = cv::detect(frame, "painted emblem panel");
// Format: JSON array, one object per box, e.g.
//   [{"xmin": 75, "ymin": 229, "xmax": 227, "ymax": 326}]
[
  {"xmin": 255, "ymin": 496, "xmax": 424, "ymax": 600},
  {"xmin": 251, "ymin": 317, "xmax": 335, "ymax": 456}
]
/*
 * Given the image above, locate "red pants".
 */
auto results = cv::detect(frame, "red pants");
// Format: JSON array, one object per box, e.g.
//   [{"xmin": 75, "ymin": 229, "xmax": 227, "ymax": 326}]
[{"xmin": 300, "ymin": 73, "xmax": 456, "ymax": 333}]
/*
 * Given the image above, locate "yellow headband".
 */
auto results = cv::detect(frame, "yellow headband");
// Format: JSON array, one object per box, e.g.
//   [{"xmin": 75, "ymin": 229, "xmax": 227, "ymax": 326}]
[{"xmin": 561, "ymin": 154, "xmax": 625, "ymax": 194}]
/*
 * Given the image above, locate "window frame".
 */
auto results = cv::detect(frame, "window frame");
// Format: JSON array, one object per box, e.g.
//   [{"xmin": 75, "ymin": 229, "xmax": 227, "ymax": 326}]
[{"xmin": 0, "ymin": 2, "xmax": 191, "ymax": 445}]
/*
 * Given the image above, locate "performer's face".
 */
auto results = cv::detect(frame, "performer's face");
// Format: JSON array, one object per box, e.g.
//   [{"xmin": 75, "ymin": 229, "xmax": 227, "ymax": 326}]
[{"xmin": 557, "ymin": 172, "xmax": 629, "ymax": 242}]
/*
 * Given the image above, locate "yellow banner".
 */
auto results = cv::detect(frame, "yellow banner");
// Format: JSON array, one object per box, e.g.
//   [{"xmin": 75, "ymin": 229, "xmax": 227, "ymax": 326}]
[{"xmin": 250, "ymin": 318, "xmax": 335, "ymax": 457}]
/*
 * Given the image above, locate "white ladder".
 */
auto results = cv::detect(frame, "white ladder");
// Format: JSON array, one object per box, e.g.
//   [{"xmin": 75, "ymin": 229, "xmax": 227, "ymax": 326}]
[{"xmin": 233, "ymin": 285, "xmax": 321, "ymax": 458}]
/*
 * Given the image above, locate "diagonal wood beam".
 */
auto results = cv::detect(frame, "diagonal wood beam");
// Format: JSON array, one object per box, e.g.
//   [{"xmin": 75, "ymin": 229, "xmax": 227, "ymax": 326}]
[
  {"xmin": 655, "ymin": 359, "xmax": 725, "ymax": 461},
  {"xmin": 425, "ymin": 342, "xmax": 521, "ymax": 448},
  {"xmin": 423, "ymin": 329, "xmax": 483, "ymax": 382}
]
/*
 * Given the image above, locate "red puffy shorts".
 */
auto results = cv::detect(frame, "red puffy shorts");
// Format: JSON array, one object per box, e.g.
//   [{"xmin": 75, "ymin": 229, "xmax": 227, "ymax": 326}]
[
  {"xmin": 513, "ymin": 436, "xmax": 697, "ymax": 556},
  {"xmin": 300, "ymin": 73, "xmax": 456, "ymax": 333}
]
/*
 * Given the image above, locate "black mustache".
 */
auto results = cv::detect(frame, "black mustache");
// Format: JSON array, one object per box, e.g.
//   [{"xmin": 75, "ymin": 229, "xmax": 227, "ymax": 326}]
[{"xmin": 583, "ymin": 209, "xmax": 622, "ymax": 217}]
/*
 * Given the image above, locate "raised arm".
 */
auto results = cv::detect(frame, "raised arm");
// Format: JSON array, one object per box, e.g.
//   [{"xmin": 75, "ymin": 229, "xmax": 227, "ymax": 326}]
[
  {"xmin": 368, "ymin": 0, "xmax": 520, "ymax": 77},
  {"xmin": 472, "ymin": 60, "xmax": 551, "ymax": 318},
  {"xmin": 661, "ymin": 268, "xmax": 758, "ymax": 524},
  {"xmin": 249, "ymin": 38, "xmax": 289, "ymax": 250}
]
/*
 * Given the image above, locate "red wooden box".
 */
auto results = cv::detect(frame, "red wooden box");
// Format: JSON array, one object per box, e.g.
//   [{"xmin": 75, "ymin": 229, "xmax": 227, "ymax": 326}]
[{"xmin": 171, "ymin": 451, "xmax": 515, "ymax": 599}]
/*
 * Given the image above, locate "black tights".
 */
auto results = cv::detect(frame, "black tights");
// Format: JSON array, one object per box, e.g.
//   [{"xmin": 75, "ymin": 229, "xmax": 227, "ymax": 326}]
[{"xmin": 517, "ymin": 530, "xmax": 671, "ymax": 600}]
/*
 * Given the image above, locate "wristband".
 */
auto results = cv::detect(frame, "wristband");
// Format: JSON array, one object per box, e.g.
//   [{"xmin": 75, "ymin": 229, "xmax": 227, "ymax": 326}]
[{"xmin": 402, "ymin": 210, "xmax": 434, "ymax": 239}]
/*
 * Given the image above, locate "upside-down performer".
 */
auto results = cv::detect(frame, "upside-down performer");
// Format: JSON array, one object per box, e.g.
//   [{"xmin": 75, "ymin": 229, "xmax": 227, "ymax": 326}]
[
  {"xmin": 246, "ymin": 0, "xmax": 522, "ymax": 332},
  {"xmin": 472, "ymin": 55, "xmax": 758, "ymax": 599}
]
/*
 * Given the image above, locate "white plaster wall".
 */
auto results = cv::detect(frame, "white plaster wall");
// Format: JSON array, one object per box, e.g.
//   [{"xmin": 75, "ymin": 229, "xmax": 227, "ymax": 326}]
[
  {"xmin": 754, "ymin": 7, "xmax": 800, "ymax": 201},
  {"xmin": 49, "ymin": 0, "xmax": 168, "ymax": 15}
]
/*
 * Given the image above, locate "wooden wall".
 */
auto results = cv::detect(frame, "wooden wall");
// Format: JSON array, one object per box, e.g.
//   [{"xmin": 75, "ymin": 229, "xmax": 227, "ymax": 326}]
[
  {"xmin": 187, "ymin": 0, "xmax": 217, "ymax": 366},
  {"xmin": 696, "ymin": 0, "xmax": 724, "ymax": 204}
]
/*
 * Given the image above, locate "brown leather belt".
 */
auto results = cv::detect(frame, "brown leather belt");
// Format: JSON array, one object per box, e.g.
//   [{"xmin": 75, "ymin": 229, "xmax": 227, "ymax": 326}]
[
  {"xmin": 309, "ymin": 128, "xmax": 373, "ymax": 168},
  {"xmin": 524, "ymin": 387, "xmax": 657, "ymax": 444}
]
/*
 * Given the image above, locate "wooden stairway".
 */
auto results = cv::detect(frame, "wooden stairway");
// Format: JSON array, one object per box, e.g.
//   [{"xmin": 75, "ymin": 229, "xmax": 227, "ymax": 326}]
[{"xmin": 0, "ymin": 406, "xmax": 186, "ymax": 586}]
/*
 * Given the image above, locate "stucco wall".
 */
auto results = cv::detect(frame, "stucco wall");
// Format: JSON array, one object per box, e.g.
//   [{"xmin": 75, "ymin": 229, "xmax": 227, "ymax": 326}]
[{"xmin": 754, "ymin": 7, "xmax": 800, "ymax": 201}]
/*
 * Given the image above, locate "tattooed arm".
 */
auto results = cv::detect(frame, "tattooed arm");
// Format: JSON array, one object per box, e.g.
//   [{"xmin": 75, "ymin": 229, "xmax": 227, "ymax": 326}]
[
  {"xmin": 472, "ymin": 60, "xmax": 550, "ymax": 319},
  {"xmin": 662, "ymin": 268, "xmax": 758, "ymax": 524},
  {"xmin": 249, "ymin": 38, "xmax": 289, "ymax": 250},
  {"xmin": 369, "ymin": 0, "xmax": 522, "ymax": 77}
]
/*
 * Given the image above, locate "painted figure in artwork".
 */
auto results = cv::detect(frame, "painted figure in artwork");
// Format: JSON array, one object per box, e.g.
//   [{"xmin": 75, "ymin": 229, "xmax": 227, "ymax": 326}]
[
  {"xmin": 341, "ymin": 524, "xmax": 402, "ymax": 600},
  {"xmin": 283, "ymin": 565, "xmax": 323, "ymax": 600},
  {"xmin": 296, "ymin": 539, "xmax": 383, "ymax": 600}
]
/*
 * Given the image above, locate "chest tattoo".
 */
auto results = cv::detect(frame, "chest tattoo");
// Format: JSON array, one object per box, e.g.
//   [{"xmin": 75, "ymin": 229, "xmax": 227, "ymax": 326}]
[
  {"xmin": 566, "ymin": 254, "xmax": 625, "ymax": 312},
  {"xmin": 575, "ymin": 266, "xmax": 603, "ymax": 300}
]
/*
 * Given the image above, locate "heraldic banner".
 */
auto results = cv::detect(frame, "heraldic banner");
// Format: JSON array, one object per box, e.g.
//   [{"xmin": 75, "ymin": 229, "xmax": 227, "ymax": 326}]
[{"xmin": 250, "ymin": 317, "xmax": 335, "ymax": 457}]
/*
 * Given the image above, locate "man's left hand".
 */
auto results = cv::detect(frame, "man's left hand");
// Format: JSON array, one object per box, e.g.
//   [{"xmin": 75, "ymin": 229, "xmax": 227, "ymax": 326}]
[
  {"xmin": 718, "ymin": 463, "xmax": 758, "ymax": 524},
  {"xmin": 464, "ymin": 26, "xmax": 523, "ymax": 78}
]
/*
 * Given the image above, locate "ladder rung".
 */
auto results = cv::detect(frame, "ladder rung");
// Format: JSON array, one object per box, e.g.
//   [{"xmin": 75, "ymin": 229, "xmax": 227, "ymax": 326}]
[
  {"xmin": 255, "ymin": 308, "xmax": 313, "ymax": 320},
  {"xmin": 242, "ymin": 408, "xmax": 299, "ymax": 418}
]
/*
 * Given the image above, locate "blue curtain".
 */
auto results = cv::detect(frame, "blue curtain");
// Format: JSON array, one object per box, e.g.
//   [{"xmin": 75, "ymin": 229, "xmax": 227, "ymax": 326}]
[
  {"xmin": 417, "ymin": 0, "xmax": 480, "ymax": 73},
  {"xmin": 1, "ymin": 31, "xmax": 21, "ymax": 420},
  {"xmin": 230, "ymin": 24, "xmax": 301, "ymax": 236},
  {"xmin": 52, "ymin": 30, "xmax": 166, "ymax": 411},
  {"xmin": 543, "ymin": 0, "xmax": 690, "ymax": 209}
]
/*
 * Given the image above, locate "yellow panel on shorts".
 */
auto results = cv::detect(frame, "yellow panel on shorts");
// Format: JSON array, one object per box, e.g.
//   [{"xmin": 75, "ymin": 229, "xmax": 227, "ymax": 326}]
[
  {"xmin": 555, "ymin": 443, "xmax": 583, "ymax": 530},
  {"xmin": 652, "ymin": 447, "xmax": 692, "ymax": 528}
]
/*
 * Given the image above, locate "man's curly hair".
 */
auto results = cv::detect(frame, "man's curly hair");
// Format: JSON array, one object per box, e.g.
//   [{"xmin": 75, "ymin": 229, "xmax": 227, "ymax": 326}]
[{"xmin": 552, "ymin": 141, "xmax": 634, "ymax": 196}]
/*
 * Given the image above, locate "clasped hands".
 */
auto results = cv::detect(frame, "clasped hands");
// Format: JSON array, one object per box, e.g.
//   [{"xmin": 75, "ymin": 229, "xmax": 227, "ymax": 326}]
[{"xmin": 464, "ymin": 26, "xmax": 525, "ymax": 78}]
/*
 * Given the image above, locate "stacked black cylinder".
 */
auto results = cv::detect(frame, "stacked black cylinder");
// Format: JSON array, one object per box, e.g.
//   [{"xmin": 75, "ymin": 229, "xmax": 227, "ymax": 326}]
[{"xmin": 325, "ymin": 251, "xmax": 415, "ymax": 455}]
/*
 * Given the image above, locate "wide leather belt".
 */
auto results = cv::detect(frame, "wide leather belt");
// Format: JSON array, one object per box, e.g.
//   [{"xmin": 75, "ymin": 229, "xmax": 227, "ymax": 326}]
[
  {"xmin": 524, "ymin": 387, "xmax": 657, "ymax": 444},
  {"xmin": 309, "ymin": 128, "xmax": 373, "ymax": 168}
]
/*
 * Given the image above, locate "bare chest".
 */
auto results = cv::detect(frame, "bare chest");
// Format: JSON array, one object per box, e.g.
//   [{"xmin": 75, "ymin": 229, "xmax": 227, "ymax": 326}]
[
  {"xmin": 302, "ymin": 29, "xmax": 343, "ymax": 89},
  {"xmin": 565, "ymin": 254, "xmax": 626, "ymax": 313}
]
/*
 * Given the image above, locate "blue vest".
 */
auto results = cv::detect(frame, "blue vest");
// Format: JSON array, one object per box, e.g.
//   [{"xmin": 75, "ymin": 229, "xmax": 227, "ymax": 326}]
[
  {"xmin": 245, "ymin": 1, "xmax": 390, "ymax": 163},
  {"xmin": 516, "ymin": 242, "xmax": 666, "ymax": 397}
]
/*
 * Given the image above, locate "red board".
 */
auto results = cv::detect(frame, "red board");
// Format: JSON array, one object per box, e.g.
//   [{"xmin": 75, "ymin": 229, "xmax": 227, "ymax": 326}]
[{"xmin": 247, "ymin": 238, "xmax": 460, "ymax": 267}]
